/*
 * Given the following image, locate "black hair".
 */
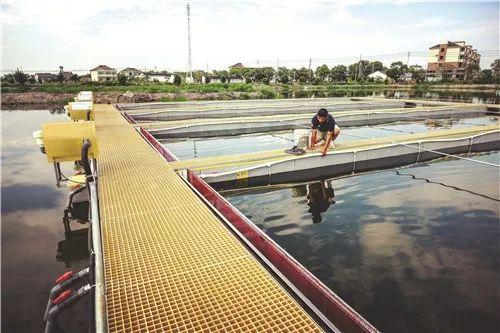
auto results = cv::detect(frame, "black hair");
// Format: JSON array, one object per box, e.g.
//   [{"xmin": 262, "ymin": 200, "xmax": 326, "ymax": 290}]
[{"xmin": 317, "ymin": 108, "xmax": 328, "ymax": 117}]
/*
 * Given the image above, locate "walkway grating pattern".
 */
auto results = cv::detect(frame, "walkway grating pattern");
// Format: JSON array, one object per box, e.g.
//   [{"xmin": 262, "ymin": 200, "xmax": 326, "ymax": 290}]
[{"xmin": 93, "ymin": 104, "xmax": 323, "ymax": 332}]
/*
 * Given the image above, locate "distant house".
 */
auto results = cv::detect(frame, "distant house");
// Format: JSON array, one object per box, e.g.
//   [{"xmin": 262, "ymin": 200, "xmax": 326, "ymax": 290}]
[
  {"xmin": 147, "ymin": 73, "xmax": 170, "ymax": 82},
  {"xmin": 367, "ymin": 71, "xmax": 388, "ymax": 81},
  {"xmin": 229, "ymin": 75, "xmax": 244, "ymax": 83},
  {"xmin": 201, "ymin": 75, "xmax": 222, "ymax": 84},
  {"xmin": 119, "ymin": 67, "xmax": 143, "ymax": 78},
  {"xmin": 90, "ymin": 65, "xmax": 117, "ymax": 82},
  {"xmin": 35, "ymin": 73, "xmax": 56, "ymax": 83},
  {"xmin": 229, "ymin": 63, "xmax": 244, "ymax": 70}
]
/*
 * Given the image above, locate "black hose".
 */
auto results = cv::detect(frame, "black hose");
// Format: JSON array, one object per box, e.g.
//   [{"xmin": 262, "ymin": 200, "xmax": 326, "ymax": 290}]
[{"xmin": 81, "ymin": 141, "xmax": 92, "ymax": 177}]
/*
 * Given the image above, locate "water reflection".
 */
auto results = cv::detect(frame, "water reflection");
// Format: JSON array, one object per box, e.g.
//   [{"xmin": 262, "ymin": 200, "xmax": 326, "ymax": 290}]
[
  {"xmin": 56, "ymin": 228, "xmax": 90, "ymax": 268},
  {"xmin": 225, "ymin": 153, "xmax": 500, "ymax": 333},
  {"xmin": 292, "ymin": 181, "xmax": 336, "ymax": 224},
  {"xmin": 1, "ymin": 110, "xmax": 89, "ymax": 333}
]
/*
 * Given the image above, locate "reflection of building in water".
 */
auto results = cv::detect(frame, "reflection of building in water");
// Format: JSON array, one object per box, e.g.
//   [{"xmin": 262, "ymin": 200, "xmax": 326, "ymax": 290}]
[{"xmin": 306, "ymin": 180, "xmax": 335, "ymax": 224}]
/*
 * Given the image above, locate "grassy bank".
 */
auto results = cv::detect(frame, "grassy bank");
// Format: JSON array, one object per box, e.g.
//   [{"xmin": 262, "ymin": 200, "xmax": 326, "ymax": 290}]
[
  {"xmin": 1, "ymin": 82, "xmax": 497, "ymax": 106},
  {"xmin": 2, "ymin": 82, "xmax": 496, "ymax": 95}
]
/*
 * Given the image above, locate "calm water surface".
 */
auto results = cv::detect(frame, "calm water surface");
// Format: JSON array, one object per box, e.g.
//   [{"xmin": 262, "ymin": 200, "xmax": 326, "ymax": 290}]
[
  {"xmin": 1, "ymin": 99, "xmax": 499, "ymax": 332},
  {"xmin": 1, "ymin": 110, "xmax": 88, "ymax": 332},
  {"xmin": 226, "ymin": 153, "xmax": 500, "ymax": 333}
]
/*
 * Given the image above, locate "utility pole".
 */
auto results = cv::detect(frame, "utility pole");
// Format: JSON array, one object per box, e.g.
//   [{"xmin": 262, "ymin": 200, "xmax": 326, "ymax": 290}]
[
  {"xmin": 186, "ymin": 3, "xmax": 193, "ymax": 82},
  {"xmin": 355, "ymin": 54, "xmax": 362, "ymax": 82},
  {"xmin": 275, "ymin": 57, "xmax": 279, "ymax": 83},
  {"xmin": 308, "ymin": 58, "xmax": 312, "ymax": 82},
  {"xmin": 406, "ymin": 51, "xmax": 410, "ymax": 67}
]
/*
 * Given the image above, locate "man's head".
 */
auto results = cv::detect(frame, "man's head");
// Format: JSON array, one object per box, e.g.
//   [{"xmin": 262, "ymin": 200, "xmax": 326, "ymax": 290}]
[{"xmin": 317, "ymin": 108, "xmax": 328, "ymax": 123}]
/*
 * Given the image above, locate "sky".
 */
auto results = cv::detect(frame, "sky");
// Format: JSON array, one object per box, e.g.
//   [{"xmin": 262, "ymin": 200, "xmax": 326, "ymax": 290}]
[{"xmin": 1, "ymin": 0, "xmax": 499, "ymax": 74}]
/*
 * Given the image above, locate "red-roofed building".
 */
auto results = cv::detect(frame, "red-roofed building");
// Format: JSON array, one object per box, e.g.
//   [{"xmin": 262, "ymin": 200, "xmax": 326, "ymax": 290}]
[{"xmin": 90, "ymin": 65, "xmax": 117, "ymax": 82}]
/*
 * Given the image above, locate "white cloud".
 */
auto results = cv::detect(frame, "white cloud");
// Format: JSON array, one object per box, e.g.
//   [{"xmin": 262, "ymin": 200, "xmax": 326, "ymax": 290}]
[{"xmin": 1, "ymin": 0, "xmax": 498, "ymax": 72}]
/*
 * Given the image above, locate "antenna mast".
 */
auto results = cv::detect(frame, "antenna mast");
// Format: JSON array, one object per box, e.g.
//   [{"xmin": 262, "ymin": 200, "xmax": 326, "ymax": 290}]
[{"xmin": 186, "ymin": 3, "xmax": 193, "ymax": 81}]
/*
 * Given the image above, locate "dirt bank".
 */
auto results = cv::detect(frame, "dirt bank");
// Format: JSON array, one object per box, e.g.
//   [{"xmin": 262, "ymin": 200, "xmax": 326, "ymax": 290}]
[{"xmin": 1, "ymin": 91, "xmax": 263, "ymax": 107}]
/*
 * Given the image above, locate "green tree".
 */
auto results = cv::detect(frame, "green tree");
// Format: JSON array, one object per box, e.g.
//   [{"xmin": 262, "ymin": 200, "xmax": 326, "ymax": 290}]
[
  {"xmin": 296, "ymin": 67, "xmax": 312, "ymax": 83},
  {"xmin": 473, "ymin": 69, "xmax": 494, "ymax": 84},
  {"xmin": 368, "ymin": 61, "xmax": 384, "ymax": 74},
  {"xmin": 252, "ymin": 67, "xmax": 274, "ymax": 84},
  {"xmin": 463, "ymin": 63, "xmax": 480, "ymax": 82},
  {"xmin": 315, "ymin": 64, "xmax": 330, "ymax": 83},
  {"xmin": 56, "ymin": 71, "xmax": 64, "ymax": 84},
  {"xmin": 386, "ymin": 61, "xmax": 408, "ymax": 81},
  {"xmin": 2, "ymin": 74, "xmax": 15, "ymax": 84},
  {"xmin": 229, "ymin": 67, "xmax": 243, "ymax": 77},
  {"xmin": 193, "ymin": 70, "xmax": 205, "ymax": 83},
  {"xmin": 277, "ymin": 67, "xmax": 290, "ymax": 84},
  {"xmin": 215, "ymin": 70, "xmax": 229, "ymax": 83},
  {"xmin": 70, "ymin": 74, "xmax": 80, "ymax": 82},
  {"xmin": 329, "ymin": 65, "xmax": 347, "ymax": 83},
  {"xmin": 117, "ymin": 74, "xmax": 128, "ymax": 85},
  {"xmin": 491, "ymin": 59, "xmax": 500, "ymax": 74},
  {"xmin": 13, "ymin": 68, "xmax": 28, "ymax": 85},
  {"xmin": 241, "ymin": 68, "xmax": 255, "ymax": 83},
  {"xmin": 28, "ymin": 75, "xmax": 36, "ymax": 84},
  {"xmin": 173, "ymin": 74, "xmax": 182, "ymax": 86},
  {"xmin": 347, "ymin": 63, "xmax": 358, "ymax": 81},
  {"xmin": 408, "ymin": 65, "xmax": 425, "ymax": 83}
]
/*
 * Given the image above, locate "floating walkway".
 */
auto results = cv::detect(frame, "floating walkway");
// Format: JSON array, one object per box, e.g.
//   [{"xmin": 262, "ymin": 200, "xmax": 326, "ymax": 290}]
[
  {"xmin": 123, "ymin": 98, "xmax": 413, "ymax": 121},
  {"xmin": 142, "ymin": 105, "xmax": 494, "ymax": 138},
  {"xmin": 93, "ymin": 104, "xmax": 379, "ymax": 332},
  {"xmin": 167, "ymin": 124, "xmax": 499, "ymax": 189}
]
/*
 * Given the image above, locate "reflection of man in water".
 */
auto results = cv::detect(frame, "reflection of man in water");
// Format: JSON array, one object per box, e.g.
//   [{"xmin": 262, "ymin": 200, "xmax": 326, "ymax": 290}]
[{"xmin": 307, "ymin": 180, "xmax": 335, "ymax": 224}]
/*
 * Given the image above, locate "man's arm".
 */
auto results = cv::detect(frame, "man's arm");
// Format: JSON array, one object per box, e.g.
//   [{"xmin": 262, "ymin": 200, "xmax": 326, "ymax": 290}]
[{"xmin": 321, "ymin": 131, "xmax": 334, "ymax": 156}]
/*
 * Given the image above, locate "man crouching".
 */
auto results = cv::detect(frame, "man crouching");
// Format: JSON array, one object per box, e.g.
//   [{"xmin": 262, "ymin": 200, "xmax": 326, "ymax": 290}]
[{"xmin": 309, "ymin": 108, "xmax": 341, "ymax": 156}]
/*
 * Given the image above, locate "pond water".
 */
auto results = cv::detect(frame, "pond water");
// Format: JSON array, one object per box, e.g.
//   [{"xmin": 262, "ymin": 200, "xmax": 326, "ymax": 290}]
[
  {"xmin": 285, "ymin": 88, "xmax": 498, "ymax": 104},
  {"xmin": 1, "ymin": 94, "xmax": 498, "ymax": 332},
  {"xmin": 1, "ymin": 110, "xmax": 88, "ymax": 332},
  {"xmin": 225, "ymin": 153, "xmax": 500, "ymax": 333},
  {"xmin": 162, "ymin": 115, "xmax": 499, "ymax": 160}
]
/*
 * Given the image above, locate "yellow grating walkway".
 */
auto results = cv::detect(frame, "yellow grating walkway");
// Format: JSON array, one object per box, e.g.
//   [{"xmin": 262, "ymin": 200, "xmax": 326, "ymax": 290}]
[{"xmin": 93, "ymin": 104, "xmax": 323, "ymax": 332}]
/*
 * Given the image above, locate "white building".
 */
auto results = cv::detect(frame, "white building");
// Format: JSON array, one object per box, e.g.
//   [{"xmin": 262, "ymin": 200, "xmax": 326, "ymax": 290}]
[
  {"xmin": 90, "ymin": 65, "xmax": 117, "ymax": 82},
  {"xmin": 229, "ymin": 75, "xmax": 244, "ymax": 83},
  {"xmin": 147, "ymin": 74, "xmax": 171, "ymax": 83},
  {"xmin": 367, "ymin": 71, "xmax": 388, "ymax": 81},
  {"xmin": 119, "ymin": 67, "xmax": 143, "ymax": 78}
]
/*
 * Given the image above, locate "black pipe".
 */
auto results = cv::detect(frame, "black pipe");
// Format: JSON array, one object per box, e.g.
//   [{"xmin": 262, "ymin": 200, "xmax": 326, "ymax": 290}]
[{"xmin": 81, "ymin": 140, "xmax": 92, "ymax": 177}]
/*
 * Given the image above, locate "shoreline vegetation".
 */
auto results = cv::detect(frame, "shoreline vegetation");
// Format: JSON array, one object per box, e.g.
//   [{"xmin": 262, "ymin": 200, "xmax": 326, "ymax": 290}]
[{"xmin": 1, "ymin": 83, "xmax": 498, "ymax": 107}]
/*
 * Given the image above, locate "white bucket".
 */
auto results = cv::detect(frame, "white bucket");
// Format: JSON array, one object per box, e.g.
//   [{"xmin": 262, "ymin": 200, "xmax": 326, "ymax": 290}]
[{"xmin": 293, "ymin": 129, "xmax": 310, "ymax": 148}]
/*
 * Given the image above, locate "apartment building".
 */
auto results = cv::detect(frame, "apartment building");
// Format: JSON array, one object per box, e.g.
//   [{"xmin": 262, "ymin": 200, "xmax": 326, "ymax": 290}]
[{"xmin": 427, "ymin": 41, "xmax": 481, "ymax": 79}]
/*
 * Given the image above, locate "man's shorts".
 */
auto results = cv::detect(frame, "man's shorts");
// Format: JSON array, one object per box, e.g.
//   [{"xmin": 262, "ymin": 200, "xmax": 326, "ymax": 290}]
[{"xmin": 296, "ymin": 125, "xmax": 340, "ymax": 148}]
